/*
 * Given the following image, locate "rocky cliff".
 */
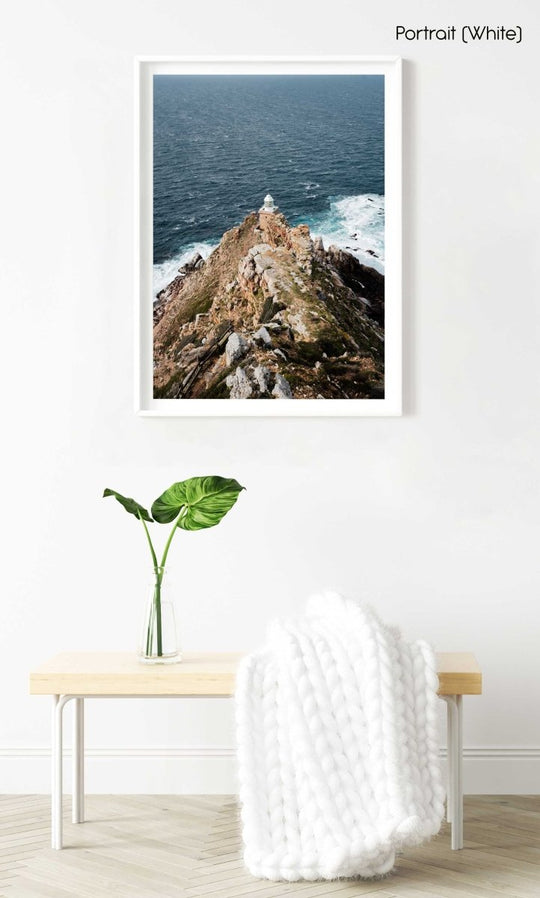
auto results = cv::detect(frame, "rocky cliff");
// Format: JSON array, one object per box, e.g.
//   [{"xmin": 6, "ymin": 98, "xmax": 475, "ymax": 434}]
[{"xmin": 153, "ymin": 209, "xmax": 384, "ymax": 400}]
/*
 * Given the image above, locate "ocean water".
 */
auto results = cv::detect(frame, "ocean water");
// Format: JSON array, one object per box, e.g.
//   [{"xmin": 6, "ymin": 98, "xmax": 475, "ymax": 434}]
[{"xmin": 153, "ymin": 75, "xmax": 384, "ymax": 296}]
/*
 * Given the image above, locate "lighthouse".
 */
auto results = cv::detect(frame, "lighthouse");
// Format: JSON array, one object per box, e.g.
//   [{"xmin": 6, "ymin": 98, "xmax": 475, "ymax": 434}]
[
  {"xmin": 259, "ymin": 193, "xmax": 278, "ymax": 213},
  {"xmin": 259, "ymin": 193, "xmax": 278, "ymax": 229}
]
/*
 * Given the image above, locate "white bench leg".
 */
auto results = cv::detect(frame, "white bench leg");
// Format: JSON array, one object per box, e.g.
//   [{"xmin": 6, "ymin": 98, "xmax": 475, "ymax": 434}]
[
  {"xmin": 455, "ymin": 694, "xmax": 463, "ymax": 849},
  {"xmin": 446, "ymin": 698, "xmax": 454, "ymax": 824},
  {"xmin": 52, "ymin": 695, "xmax": 82, "ymax": 848},
  {"xmin": 444, "ymin": 694, "xmax": 463, "ymax": 849},
  {"xmin": 73, "ymin": 698, "xmax": 85, "ymax": 824},
  {"xmin": 51, "ymin": 695, "xmax": 63, "ymax": 850}
]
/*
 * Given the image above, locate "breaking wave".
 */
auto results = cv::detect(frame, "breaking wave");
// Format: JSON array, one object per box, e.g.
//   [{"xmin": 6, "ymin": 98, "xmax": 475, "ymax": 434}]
[
  {"xmin": 300, "ymin": 193, "xmax": 385, "ymax": 273},
  {"xmin": 153, "ymin": 241, "xmax": 217, "ymax": 299}
]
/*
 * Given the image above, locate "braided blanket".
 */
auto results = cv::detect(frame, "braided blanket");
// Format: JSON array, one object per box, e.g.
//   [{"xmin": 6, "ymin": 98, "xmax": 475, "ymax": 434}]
[{"xmin": 236, "ymin": 593, "xmax": 445, "ymax": 881}]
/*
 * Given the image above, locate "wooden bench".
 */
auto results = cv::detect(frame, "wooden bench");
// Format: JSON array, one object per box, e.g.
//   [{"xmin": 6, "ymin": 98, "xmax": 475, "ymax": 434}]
[{"xmin": 30, "ymin": 651, "xmax": 482, "ymax": 851}]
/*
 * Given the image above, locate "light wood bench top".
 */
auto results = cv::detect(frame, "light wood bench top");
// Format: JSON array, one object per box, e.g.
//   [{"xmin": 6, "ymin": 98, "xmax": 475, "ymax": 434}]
[{"xmin": 30, "ymin": 651, "xmax": 482, "ymax": 697}]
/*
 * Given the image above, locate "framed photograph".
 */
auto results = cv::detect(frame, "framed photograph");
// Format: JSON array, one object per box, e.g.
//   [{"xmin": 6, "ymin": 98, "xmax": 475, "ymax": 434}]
[{"xmin": 136, "ymin": 56, "xmax": 401, "ymax": 416}]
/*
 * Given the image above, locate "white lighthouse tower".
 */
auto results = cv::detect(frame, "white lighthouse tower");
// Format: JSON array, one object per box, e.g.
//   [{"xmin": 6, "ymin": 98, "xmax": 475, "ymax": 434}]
[{"xmin": 259, "ymin": 193, "xmax": 278, "ymax": 213}]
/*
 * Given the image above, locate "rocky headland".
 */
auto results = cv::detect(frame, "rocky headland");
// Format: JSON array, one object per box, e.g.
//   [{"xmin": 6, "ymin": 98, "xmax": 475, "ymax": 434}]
[{"xmin": 153, "ymin": 206, "xmax": 384, "ymax": 400}]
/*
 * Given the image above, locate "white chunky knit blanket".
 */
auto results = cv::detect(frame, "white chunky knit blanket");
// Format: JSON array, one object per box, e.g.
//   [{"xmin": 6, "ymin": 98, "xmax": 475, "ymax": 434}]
[{"xmin": 236, "ymin": 593, "xmax": 445, "ymax": 881}]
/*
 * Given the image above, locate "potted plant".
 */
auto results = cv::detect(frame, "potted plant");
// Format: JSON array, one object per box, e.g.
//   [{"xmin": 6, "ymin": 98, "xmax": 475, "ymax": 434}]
[{"xmin": 103, "ymin": 476, "xmax": 244, "ymax": 663}]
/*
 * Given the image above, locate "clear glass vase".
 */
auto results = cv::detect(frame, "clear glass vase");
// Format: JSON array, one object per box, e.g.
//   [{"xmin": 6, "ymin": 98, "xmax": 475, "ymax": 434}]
[{"xmin": 139, "ymin": 568, "xmax": 181, "ymax": 664}]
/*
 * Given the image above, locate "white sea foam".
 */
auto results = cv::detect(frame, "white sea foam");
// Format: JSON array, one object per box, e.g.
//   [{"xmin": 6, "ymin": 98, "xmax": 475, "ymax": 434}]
[
  {"xmin": 153, "ymin": 241, "xmax": 217, "ymax": 299},
  {"xmin": 304, "ymin": 194, "xmax": 385, "ymax": 273}
]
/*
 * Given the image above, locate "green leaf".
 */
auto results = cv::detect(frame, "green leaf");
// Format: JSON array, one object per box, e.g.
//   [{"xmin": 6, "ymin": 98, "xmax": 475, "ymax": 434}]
[
  {"xmin": 103, "ymin": 488, "xmax": 153, "ymax": 522},
  {"xmin": 151, "ymin": 476, "xmax": 245, "ymax": 531}
]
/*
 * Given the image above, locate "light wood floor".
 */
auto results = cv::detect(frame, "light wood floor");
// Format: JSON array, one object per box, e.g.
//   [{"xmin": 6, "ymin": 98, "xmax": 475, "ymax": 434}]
[{"xmin": 1, "ymin": 796, "xmax": 539, "ymax": 897}]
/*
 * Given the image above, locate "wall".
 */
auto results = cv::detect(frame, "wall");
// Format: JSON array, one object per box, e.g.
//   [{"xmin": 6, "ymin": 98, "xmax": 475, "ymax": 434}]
[{"xmin": 0, "ymin": 0, "xmax": 538, "ymax": 794}]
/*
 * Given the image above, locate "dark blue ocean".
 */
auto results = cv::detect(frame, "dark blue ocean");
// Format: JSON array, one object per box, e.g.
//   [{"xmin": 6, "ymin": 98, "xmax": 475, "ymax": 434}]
[{"xmin": 153, "ymin": 75, "xmax": 384, "ymax": 295}]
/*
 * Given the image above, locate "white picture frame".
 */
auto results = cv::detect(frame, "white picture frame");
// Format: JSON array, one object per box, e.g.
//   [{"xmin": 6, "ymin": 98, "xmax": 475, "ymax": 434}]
[{"xmin": 136, "ymin": 56, "xmax": 402, "ymax": 416}]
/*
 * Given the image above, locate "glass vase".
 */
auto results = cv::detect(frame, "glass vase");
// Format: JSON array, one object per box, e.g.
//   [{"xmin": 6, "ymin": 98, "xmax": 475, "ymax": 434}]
[{"xmin": 139, "ymin": 568, "xmax": 181, "ymax": 664}]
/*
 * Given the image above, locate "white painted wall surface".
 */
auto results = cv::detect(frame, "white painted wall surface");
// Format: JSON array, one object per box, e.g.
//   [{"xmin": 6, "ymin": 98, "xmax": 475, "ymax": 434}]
[{"xmin": 0, "ymin": 0, "xmax": 538, "ymax": 793}]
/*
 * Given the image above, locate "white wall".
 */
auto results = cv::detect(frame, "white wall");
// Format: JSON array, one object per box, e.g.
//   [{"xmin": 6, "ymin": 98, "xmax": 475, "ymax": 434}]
[{"xmin": 0, "ymin": 0, "xmax": 538, "ymax": 794}]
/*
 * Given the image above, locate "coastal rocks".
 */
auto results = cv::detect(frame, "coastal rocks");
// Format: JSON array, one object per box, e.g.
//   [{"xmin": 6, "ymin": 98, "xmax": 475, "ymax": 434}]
[
  {"xmin": 252, "ymin": 326, "xmax": 272, "ymax": 347},
  {"xmin": 226, "ymin": 364, "xmax": 289, "ymax": 399},
  {"xmin": 253, "ymin": 365, "xmax": 272, "ymax": 393},
  {"xmin": 259, "ymin": 297, "xmax": 286, "ymax": 324},
  {"xmin": 238, "ymin": 255, "xmax": 256, "ymax": 283},
  {"xmin": 287, "ymin": 312, "xmax": 309, "ymax": 338},
  {"xmin": 248, "ymin": 243, "xmax": 272, "ymax": 257},
  {"xmin": 289, "ymin": 224, "xmax": 313, "ymax": 274},
  {"xmin": 153, "ymin": 204, "xmax": 385, "ymax": 400},
  {"xmin": 238, "ymin": 245, "xmax": 284, "ymax": 309},
  {"xmin": 261, "ymin": 268, "xmax": 281, "ymax": 298},
  {"xmin": 272, "ymin": 373, "xmax": 293, "ymax": 399},
  {"xmin": 181, "ymin": 345, "xmax": 208, "ymax": 365},
  {"xmin": 225, "ymin": 332, "xmax": 249, "ymax": 366},
  {"xmin": 180, "ymin": 252, "xmax": 205, "ymax": 274},
  {"xmin": 326, "ymin": 245, "xmax": 384, "ymax": 326},
  {"xmin": 248, "ymin": 244, "xmax": 274, "ymax": 274},
  {"xmin": 226, "ymin": 367, "xmax": 253, "ymax": 399},
  {"xmin": 258, "ymin": 211, "xmax": 291, "ymax": 248},
  {"xmin": 154, "ymin": 274, "xmax": 185, "ymax": 321}
]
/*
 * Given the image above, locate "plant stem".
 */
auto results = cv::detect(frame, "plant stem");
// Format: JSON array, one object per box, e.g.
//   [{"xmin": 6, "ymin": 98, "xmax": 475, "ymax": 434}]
[
  {"xmin": 145, "ymin": 598, "xmax": 154, "ymax": 656},
  {"xmin": 138, "ymin": 512, "xmax": 162, "ymax": 657},
  {"xmin": 159, "ymin": 509, "xmax": 185, "ymax": 572},
  {"xmin": 139, "ymin": 510, "xmax": 184, "ymax": 659},
  {"xmin": 154, "ymin": 575, "xmax": 162, "ymax": 656},
  {"xmin": 139, "ymin": 513, "xmax": 159, "ymax": 574}
]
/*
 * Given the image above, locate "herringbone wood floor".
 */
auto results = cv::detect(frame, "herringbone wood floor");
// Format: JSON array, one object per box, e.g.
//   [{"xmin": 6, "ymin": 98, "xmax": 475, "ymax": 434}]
[{"xmin": 1, "ymin": 796, "xmax": 539, "ymax": 897}]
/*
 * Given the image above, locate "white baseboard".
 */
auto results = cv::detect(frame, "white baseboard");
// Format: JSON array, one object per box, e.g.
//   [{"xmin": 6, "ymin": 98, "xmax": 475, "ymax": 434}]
[
  {"xmin": 0, "ymin": 746, "xmax": 238, "ymax": 794},
  {"xmin": 444, "ymin": 747, "xmax": 540, "ymax": 794},
  {"xmin": 1, "ymin": 746, "xmax": 539, "ymax": 794}
]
